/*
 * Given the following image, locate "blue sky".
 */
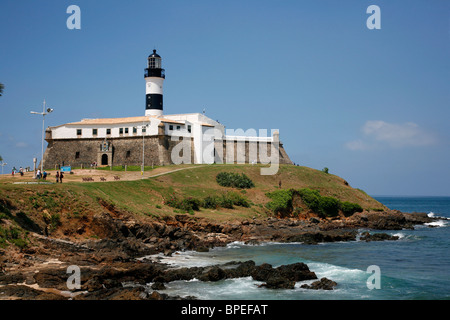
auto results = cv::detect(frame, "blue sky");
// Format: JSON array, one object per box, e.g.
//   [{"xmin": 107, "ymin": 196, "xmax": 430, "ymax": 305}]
[{"xmin": 0, "ymin": 0, "xmax": 449, "ymax": 196}]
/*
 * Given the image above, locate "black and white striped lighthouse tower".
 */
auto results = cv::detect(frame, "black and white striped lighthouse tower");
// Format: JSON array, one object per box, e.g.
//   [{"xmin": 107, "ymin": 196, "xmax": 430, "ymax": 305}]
[{"xmin": 144, "ymin": 50, "xmax": 165, "ymax": 117}]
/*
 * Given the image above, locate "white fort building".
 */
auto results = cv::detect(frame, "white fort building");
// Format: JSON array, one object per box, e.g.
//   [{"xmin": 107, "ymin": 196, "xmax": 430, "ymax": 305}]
[{"xmin": 43, "ymin": 50, "xmax": 292, "ymax": 170}]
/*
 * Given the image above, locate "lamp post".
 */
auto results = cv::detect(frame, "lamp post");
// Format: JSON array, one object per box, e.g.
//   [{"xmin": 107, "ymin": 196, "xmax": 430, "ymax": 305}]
[
  {"xmin": 141, "ymin": 122, "xmax": 149, "ymax": 179},
  {"xmin": 0, "ymin": 162, "xmax": 7, "ymax": 175},
  {"xmin": 30, "ymin": 100, "xmax": 54, "ymax": 175}
]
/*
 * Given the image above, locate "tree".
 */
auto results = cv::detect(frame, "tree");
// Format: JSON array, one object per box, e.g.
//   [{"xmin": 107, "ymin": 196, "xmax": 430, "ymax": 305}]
[
  {"xmin": 0, "ymin": 155, "xmax": 3, "ymax": 162},
  {"xmin": 0, "ymin": 83, "xmax": 4, "ymax": 96}
]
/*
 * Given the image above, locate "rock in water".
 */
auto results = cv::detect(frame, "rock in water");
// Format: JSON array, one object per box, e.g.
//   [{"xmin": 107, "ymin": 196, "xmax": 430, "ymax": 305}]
[{"xmin": 301, "ymin": 277, "xmax": 337, "ymax": 290}]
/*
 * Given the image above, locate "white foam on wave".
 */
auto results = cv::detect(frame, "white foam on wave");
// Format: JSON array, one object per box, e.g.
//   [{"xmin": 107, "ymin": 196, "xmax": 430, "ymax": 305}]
[
  {"xmin": 393, "ymin": 232, "xmax": 405, "ymax": 239},
  {"xmin": 307, "ymin": 261, "xmax": 366, "ymax": 283},
  {"xmin": 138, "ymin": 251, "xmax": 220, "ymax": 268},
  {"xmin": 425, "ymin": 220, "xmax": 448, "ymax": 228},
  {"xmin": 226, "ymin": 240, "xmax": 302, "ymax": 248}
]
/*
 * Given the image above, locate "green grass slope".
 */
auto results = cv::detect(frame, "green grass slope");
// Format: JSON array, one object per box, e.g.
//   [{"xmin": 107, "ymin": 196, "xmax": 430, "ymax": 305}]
[{"xmin": 0, "ymin": 164, "xmax": 385, "ymax": 246}]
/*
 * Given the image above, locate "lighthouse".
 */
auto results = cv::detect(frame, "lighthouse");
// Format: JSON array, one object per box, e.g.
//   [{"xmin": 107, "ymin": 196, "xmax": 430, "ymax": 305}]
[{"xmin": 144, "ymin": 49, "xmax": 165, "ymax": 117}]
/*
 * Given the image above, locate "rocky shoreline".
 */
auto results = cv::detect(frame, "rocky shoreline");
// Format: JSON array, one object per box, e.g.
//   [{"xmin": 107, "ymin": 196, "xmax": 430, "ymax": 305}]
[{"xmin": 0, "ymin": 209, "xmax": 442, "ymax": 300}]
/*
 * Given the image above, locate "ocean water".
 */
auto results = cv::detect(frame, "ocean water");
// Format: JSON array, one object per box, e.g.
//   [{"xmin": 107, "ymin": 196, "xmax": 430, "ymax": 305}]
[{"xmin": 148, "ymin": 197, "xmax": 450, "ymax": 300}]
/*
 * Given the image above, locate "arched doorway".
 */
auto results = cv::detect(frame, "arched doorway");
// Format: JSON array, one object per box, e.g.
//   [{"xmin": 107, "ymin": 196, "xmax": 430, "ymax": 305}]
[{"xmin": 101, "ymin": 154, "xmax": 108, "ymax": 166}]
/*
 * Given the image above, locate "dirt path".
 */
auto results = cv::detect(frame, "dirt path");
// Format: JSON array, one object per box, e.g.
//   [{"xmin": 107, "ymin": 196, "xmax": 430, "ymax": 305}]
[{"xmin": 1, "ymin": 165, "xmax": 207, "ymax": 184}]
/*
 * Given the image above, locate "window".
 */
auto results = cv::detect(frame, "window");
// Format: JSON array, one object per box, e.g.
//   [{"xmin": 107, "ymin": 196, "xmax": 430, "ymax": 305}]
[
  {"xmin": 76, "ymin": 129, "xmax": 82, "ymax": 136},
  {"xmin": 93, "ymin": 129, "xmax": 98, "ymax": 136},
  {"xmin": 126, "ymin": 151, "xmax": 131, "ymax": 158},
  {"xmin": 133, "ymin": 127, "xmax": 137, "ymax": 134},
  {"xmin": 169, "ymin": 125, "xmax": 173, "ymax": 131},
  {"xmin": 188, "ymin": 125, "xmax": 191, "ymax": 133},
  {"xmin": 75, "ymin": 152, "xmax": 80, "ymax": 159},
  {"xmin": 106, "ymin": 129, "xmax": 111, "ymax": 135},
  {"xmin": 176, "ymin": 125, "xmax": 181, "ymax": 130},
  {"xmin": 142, "ymin": 127, "xmax": 146, "ymax": 133},
  {"xmin": 125, "ymin": 128, "xmax": 129, "ymax": 134},
  {"xmin": 119, "ymin": 128, "xmax": 124, "ymax": 134}
]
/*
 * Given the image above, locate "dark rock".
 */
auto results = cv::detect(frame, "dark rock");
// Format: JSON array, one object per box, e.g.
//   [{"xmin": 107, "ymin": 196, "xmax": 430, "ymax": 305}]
[
  {"xmin": 198, "ymin": 266, "xmax": 227, "ymax": 282},
  {"xmin": 309, "ymin": 217, "xmax": 320, "ymax": 224},
  {"xmin": 151, "ymin": 282, "xmax": 166, "ymax": 290},
  {"xmin": 251, "ymin": 263, "xmax": 276, "ymax": 281},
  {"xmin": 359, "ymin": 231, "xmax": 399, "ymax": 242},
  {"xmin": 259, "ymin": 276, "xmax": 295, "ymax": 289},
  {"xmin": 403, "ymin": 212, "xmax": 433, "ymax": 225},
  {"xmin": 0, "ymin": 284, "xmax": 65, "ymax": 300},
  {"xmin": 276, "ymin": 262, "xmax": 317, "ymax": 281},
  {"xmin": 301, "ymin": 277, "xmax": 337, "ymax": 290}
]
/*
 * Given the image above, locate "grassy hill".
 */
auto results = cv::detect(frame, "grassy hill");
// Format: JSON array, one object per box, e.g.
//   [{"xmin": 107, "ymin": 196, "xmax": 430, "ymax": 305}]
[{"xmin": 0, "ymin": 164, "xmax": 385, "ymax": 247}]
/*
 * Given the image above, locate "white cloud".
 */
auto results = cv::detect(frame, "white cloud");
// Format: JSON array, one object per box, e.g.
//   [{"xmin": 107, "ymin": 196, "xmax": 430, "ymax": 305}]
[
  {"xmin": 346, "ymin": 120, "xmax": 437, "ymax": 150},
  {"xmin": 344, "ymin": 139, "xmax": 368, "ymax": 151},
  {"xmin": 15, "ymin": 142, "xmax": 29, "ymax": 148}
]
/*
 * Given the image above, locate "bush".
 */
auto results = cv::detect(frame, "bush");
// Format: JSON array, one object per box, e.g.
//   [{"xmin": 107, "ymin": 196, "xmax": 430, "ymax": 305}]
[
  {"xmin": 322, "ymin": 167, "xmax": 329, "ymax": 174},
  {"xmin": 216, "ymin": 172, "xmax": 254, "ymax": 189},
  {"xmin": 297, "ymin": 188, "xmax": 321, "ymax": 213},
  {"xmin": 165, "ymin": 195, "xmax": 201, "ymax": 212},
  {"xmin": 50, "ymin": 214, "xmax": 61, "ymax": 231},
  {"xmin": 265, "ymin": 189, "xmax": 294, "ymax": 215},
  {"xmin": 219, "ymin": 195, "xmax": 234, "ymax": 209},
  {"xmin": 227, "ymin": 192, "xmax": 251, "ymax": 208},
  {"xmin": 11, "ymin": 238, "xmax": 28, "ymax": 249},
  {"xmin": 297, "ymin": 188, "xmax": 343, "ymax": 218},
  {"xmin": 0, "ymin": 226, "xmax": 28, "ymax": 249},
  {"xmin": 181, "ymin": 197, "xmax": 201, "ymax": 212},
  {"xmin": 340, "ymin": 201, "xmax": 363, "ymax": 217},
  {"xmin": 202, "ymin": 195, "xmax": 220, "ymax": 209},
  {"xmin": 318, "ymin": 196, "xmax": 340, "ymax": 217}
]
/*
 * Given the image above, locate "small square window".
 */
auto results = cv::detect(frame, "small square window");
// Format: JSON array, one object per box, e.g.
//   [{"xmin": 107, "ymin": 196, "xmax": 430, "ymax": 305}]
[
  {"xmin": 76, "ymin": 129, "xmax": 82, "ymax": 136},
  {"xmin": 106, "ymin": 129, "xmax": 111, "ymax": 135},
  {"xmin": 93, "ymin": 129, "xmax": 98, "ymax": 136},
  {"xmin": 142, "ymin": 127, "xmax": 146, "ymax": 133},
  {"xmin": 125, "ymin": 128, "xmax": 129, "ymax": 134},
  {"xmin": 176, "ymin": 125, "xmax": 181, "ymax": 130},
  {"xmin": 188, "ymin": 125, "xmax": 191, "ymax": 133},
  {"xmin": 133, "ymin": 127, "xmax": 137, "ymax": 134},
  {"xmin": 119, "ymin": 128, "xmax": 124, "ymax": 134},
  {"xmin": 75, "ymin": 151, "xmax": 80, "ymax": 159},
  {"xmin": 126, "ymin": 151, "xmax": 131, "ymax": 158},
  {"xmin": 169, "ymin": 125, "xmax": 173, "ymax": 131}
]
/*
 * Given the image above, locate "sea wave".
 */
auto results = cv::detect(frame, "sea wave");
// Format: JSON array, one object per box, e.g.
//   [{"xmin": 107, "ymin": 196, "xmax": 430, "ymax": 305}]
[{"xmin": 425, "ymin": 220, "xmax": 448, "ymax": 228}]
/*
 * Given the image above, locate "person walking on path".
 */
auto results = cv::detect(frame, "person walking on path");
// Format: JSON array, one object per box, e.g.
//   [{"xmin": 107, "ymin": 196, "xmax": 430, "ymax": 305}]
[
  {"xmin": 59, "ymin": 171, "xmax": 64, "ymax": 183},
  {"xmin": 56, "ymin": 171, "xmax": 59, "ymax": 183}
]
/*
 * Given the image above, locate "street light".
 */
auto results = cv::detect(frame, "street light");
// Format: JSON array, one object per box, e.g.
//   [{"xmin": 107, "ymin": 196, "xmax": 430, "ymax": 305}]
[
  {"xmin": 30, "ymin": 99, "xmax": 54, "ymax": 175},
  {"xmin": 141, "ymin": 122, "xmax": 149, "ymax": 179},
  {"xmin": 0, "ymin": 162, "xmax": 7, "ymax": 175}
]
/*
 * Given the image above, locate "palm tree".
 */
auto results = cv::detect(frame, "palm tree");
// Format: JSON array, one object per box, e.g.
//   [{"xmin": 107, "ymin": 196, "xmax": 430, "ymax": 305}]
[{"xmin": 0, "ymin": 83, "xmax": 4, "ymax": 96}]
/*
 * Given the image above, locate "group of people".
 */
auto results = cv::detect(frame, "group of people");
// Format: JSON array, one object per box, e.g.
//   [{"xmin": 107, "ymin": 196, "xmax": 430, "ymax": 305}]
[
  {"xmin": 34, "ymin": 169, "xmax": 64, "ymax": 183},
  {"xmin": 55, "ymin": 171, "xmax": 64, "ymax": 183},
  {"xmin": 9, "ymin": 166, "xmax": 64, "ymax": 183},
  {"xmin": 11, "ymin": 167, "xmax": 25, "ymax": 176},
  {"xmin": 36, "ymin": 169, "xmax": 47, "ymax": 180}
]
